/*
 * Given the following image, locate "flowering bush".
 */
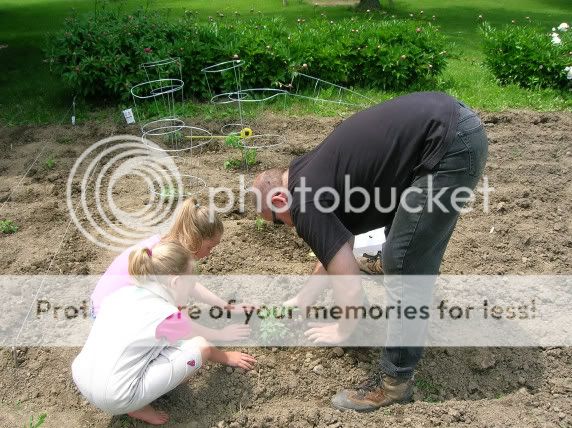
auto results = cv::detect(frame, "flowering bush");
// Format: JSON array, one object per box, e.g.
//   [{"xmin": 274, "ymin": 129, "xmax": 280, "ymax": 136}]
[
  {"xmin": 45, "ymin": 9, "xmax": 448, "ymax": 101},
  {"xmin": 481, "ymin": 21, "xmax": 571, "ymax": 90}
]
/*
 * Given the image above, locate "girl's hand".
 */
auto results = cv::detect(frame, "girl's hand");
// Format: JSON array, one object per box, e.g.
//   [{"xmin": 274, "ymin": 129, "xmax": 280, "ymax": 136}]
[
  {"xmin": 224, "ymin": 352, "xmax": 256, "ymax": 371},
  {"xmin": 218, "ymin": 324, "xmax": 251, "ymax": 341}
]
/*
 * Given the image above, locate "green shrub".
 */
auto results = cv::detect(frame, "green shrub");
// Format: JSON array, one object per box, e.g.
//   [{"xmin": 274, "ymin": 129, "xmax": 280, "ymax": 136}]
[
  {"xmin": 45, "ymin": 10, "xmax": 448, "ymax": 102},
  {"xmin": 481, "ymin": 22, "xmax": 572, "ymax": 90},
  {"xmin": 287, "ymin": 18, "xmax": 447, "ymax": 90}
]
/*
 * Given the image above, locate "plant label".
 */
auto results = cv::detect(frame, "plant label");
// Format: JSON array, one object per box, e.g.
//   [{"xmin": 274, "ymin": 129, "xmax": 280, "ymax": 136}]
[{"xmin": 122, "ymin": 108, "xmax": 135, "ymax": 124}]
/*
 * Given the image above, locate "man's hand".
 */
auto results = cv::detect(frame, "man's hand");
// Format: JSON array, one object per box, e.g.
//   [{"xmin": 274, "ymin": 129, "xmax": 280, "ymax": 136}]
[
  {"xmin": 304, "ymin": 322, "xmax": 352, "ymax": 345},
  {"xmin": 223, "ymin": 351, "xmax": 257, "ymax": 371},
  {"xmin": 217, "ymin": 324, "xmax": 251, "ymax": 341}
]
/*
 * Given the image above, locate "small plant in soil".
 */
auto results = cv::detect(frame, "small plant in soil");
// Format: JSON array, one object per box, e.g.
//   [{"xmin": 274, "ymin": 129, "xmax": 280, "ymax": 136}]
[
  {"xmin": 25, "ymin": 413, "xmax": 47, "ymax": 428},
  {"xmin": 0, "ymin": 219, "xmax": 18, "ymax": 234},
  {"xmin": 224, "ymin": 159, "xmax": 243, "ymax": 170},
  {"xmin": 258, "ymin": 306, "xmax": 298, "ymax": 344},
  {"xmin": 167, "ymin": 130, "xmax": 184, "ymax": 147},
  {"xmin": 159, "ymin": 185, "xmax": 180, "ymax": 201},
  {"xmin": 243, "ymin": 148, "xmax": 257, "ymax": 166},
  {"xmin": 44, "ymin": 155, "xmax": 56, "ymax": 170},
  {"xmin": 223, "ymin": 131, "xmax": 257, "ymax": 170},
  {"xmin": 255, "ymin": 217, "xmax": 266, "ymax": 231}
]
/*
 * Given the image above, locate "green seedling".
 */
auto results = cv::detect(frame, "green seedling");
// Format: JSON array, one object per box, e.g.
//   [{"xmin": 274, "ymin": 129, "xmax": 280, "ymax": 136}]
[
  {"xmin": 0, "ymin": 219, "xmax": 18, "ymax": 234},
  {"xmin": 224, "ymin": 132, "xmax": 257, "ymax": 169},
  {"xmin": 167, "ymin": 130, "xmax": 184, "ymax": 146},
  {"xmin": 255, "ymin": 217, "xmax": 266, "ymax": 231},
  {"xmin": 44, "ymin": 155, "xmax": 56, "ymax": 170},
  {"xmin": 258, "ymin": 306, "xmax": 292, "ymax": 343},
  {"xmin": 244, "ymin": 148, "xmax": 257, "ymax": 166},
  {"xmin": 224, "ymin": 159, "xmax": 243, "ymax": 170},
  {"xmin": 25, "ymin": 413, "xmax": 46, "ymax": 428},
  {"xmin": 159, "ymin": 185, "xmax": 180, "ymax": 201},
  {"xmin": 259, "ymin": 317, "xmax": 290, "ymax": 343}
]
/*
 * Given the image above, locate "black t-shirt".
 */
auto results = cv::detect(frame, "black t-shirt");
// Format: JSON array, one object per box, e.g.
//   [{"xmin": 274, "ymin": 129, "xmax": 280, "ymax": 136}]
[{"xmin": 288, "ymin": 91, "xmax": 460, "ymax": 267}]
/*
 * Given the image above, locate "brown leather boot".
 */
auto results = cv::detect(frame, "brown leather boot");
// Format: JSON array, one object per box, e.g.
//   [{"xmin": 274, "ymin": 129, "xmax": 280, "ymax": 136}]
[
  {"xmin": 356, "ymin": 251, "xmax": 384, "ymax": 275},
  {"xmin": 331, "ymin": 373, "xmax": 413, "ymax": 412}
]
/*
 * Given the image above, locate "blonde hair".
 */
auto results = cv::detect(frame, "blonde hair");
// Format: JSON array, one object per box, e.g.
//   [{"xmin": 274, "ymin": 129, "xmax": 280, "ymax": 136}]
[
  {"xmin": 163, "ymin": 198, "xmax": 224, "ymax": 255},
  {"xmin": 128, "ymin": 241, "xmax": 191, "ymax": 281}
]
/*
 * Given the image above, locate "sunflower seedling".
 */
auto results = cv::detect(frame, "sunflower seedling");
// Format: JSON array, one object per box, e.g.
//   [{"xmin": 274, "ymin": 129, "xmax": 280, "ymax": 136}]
[{"xmin": 223, "ymin": 129, "xmax": 257, "ymax": 170}]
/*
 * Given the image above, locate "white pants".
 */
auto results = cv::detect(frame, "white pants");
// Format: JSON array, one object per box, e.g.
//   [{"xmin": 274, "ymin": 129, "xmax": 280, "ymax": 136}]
[{"xmin": 73, "ymin": 338, "xmax": 203, "ymax": 415}]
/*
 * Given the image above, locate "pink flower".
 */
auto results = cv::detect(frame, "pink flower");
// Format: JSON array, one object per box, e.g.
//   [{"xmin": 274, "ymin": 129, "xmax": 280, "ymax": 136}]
[{"xmin": 144, "ymin": 47, "xmax": 152, "ymax": 53}]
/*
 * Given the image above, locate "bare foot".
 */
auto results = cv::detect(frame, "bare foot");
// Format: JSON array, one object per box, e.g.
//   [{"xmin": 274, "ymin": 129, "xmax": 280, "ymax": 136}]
[{"xmin": 128, "ymin": 405, "xmax": 170, "ymax": 425}]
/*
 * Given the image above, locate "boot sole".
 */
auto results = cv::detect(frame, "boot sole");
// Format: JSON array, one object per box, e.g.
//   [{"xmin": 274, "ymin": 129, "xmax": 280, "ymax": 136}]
[{"xmin": 331, "ymin": 397, "xmax": 413, "ymax": 413}]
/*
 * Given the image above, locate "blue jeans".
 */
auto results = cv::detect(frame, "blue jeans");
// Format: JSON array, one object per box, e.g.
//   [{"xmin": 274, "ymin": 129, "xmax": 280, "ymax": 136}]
[{"xmin": 379, "ymin": 103, "xmax": 489, "ymax": 379}]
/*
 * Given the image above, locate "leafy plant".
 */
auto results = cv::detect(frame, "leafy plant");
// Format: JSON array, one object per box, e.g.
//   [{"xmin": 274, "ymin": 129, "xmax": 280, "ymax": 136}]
[
  {"xmin": 258, "ymin": 306, "xmax": 291, "ymax": 344},
  {"xmin": 25, "ymin": 413, "xmax": 47, "ymax": 428},
  {"xmin": 223, "ymin": 159, "xmax": 243, "ymax": 170},
  {"xmin": 167, "ymin": 130, "xmax": 184, "ymax": 146},
  {"xmin": 223, "ymin": 131, "xmax": 257, "ymax": 169},
  {"xmin": 0, "ymin": 219, "xmax": 18, "ymax": 234},
  {"xmin": 244, "ymin": 148, "xmax": 257, "ymax": 166},
  {"xmin": 224, "ymin": 133, "xmax": 241, "ymax": 148},
  {"xmin": 159, "ymin": 185, "xmax": 180, "ymax": 201},
  {"xmin": 481, "ymin": 22, "xmax": 571, "ymax": 90},
  {"xmin": 254, "ymin": 217, "xmax": 266, "ymax": 231},
  {"xmin": 44, "ymin": 155, "xmax": 56, "ymax": 170}
]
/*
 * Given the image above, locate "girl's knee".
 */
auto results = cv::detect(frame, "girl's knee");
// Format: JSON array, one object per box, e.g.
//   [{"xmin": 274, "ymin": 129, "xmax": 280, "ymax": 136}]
[{"xmin": 191, "ymin": 336, "xmax": 211, "ymax": 360}]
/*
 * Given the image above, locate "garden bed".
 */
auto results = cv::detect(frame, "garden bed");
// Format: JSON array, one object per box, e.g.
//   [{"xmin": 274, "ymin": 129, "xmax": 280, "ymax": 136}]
[{"xmin": 0, "ymin": 110, "xmax": 571, "ymax": 427}]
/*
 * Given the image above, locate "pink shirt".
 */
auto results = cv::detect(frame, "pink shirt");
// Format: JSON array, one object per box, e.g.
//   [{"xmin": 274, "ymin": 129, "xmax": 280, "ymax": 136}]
[
  {"xmin": 155, "ymin": 310, "xmax": 193, "ymax": 344},
  {"xmin": 91, "ymin": 234, "xmax": 162, "ymax": 316}
]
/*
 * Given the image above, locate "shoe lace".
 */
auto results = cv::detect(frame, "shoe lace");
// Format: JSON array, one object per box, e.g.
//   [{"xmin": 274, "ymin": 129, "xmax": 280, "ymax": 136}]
[
  {"xmin": 362, "ymin": 251, "xmax": 382, "ymax": 264},
  {"xmin": 355, "ymin": 372, "xmax": 384, "ymax": 397}
]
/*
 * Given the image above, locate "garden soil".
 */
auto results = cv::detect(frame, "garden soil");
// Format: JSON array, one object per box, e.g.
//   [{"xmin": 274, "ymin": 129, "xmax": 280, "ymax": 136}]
[{"xmin": 0, "ymin": 110, "xmax": 571, "ymax": 427}]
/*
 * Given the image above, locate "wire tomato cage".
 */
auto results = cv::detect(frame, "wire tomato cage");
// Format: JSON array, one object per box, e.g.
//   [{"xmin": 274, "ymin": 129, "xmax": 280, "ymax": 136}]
[
  {"xmin": 202, "ymin": 60, "xmax": 291, "ymax": 170},
  {"xmin": 129, "ymin": 58, "xmax": 210, "ymax": 198},
  {"xmin": 285, "ymin": 71, "xmax": 375, "ymax": 107}
]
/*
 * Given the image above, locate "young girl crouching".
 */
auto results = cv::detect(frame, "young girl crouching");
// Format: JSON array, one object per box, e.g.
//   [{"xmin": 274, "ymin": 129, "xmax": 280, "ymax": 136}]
[{"xmin": 72, "ymin": 242, "xmax": 256, "ymax": 425}]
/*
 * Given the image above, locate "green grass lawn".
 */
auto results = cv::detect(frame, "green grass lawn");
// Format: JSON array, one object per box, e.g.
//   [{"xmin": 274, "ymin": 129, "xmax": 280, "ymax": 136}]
[{"xmin": 0, "ymin": 0, "xmax": 570, "ymax": 125}]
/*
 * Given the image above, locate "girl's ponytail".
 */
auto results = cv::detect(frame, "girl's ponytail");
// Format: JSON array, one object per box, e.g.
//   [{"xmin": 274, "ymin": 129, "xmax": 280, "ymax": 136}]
[
  {"xmin": 128, "ymin": 248, "xmax": 155, "ymax": 277},
  {"xmin": 128, "ymin": 242, "xmax": 191, "ymax": 280},
  {"xmin": 164, "ymin": 198, "xmax": 224, "ymax": 254}
]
